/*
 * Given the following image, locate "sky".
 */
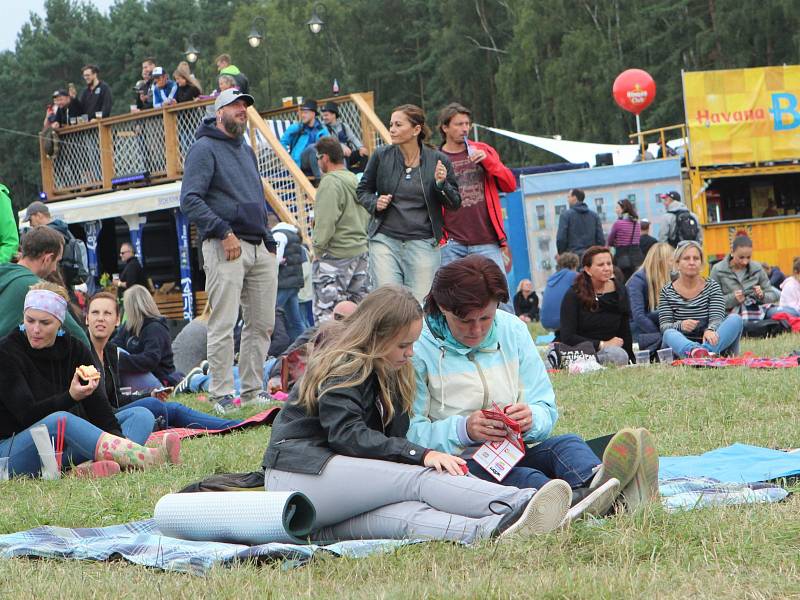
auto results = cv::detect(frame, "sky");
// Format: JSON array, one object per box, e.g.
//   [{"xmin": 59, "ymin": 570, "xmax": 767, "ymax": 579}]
[{"xmin": 2, "ymin": 0, "xmax": 116, "ymax": 52}]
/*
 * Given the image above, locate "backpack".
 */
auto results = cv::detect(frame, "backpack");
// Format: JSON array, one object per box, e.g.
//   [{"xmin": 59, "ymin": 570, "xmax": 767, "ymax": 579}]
[
  {"xmin": 669, "ymin": 210, "xmax": 699, "ymax": 245},
  {"xmin": 61, "ymin": 231, "xmax": 89, "ymax": 285}
]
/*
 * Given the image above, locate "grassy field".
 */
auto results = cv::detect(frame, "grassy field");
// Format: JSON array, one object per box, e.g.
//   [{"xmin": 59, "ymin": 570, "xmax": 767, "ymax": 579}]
[{"xmin": 1, "ymin": 334, "xmax": 799, "ymax": 599}]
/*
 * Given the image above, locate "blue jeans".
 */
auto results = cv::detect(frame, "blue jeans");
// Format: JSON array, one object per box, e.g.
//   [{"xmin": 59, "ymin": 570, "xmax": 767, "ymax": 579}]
[
  {"xmin": 123, "ymin": 397, "xmax": 240, "ymax": 430},
  {"xmin": 277, "ymin": 288, "xmax": 305, "ymax": 342},
  {"xmin": 115, "ymin": 406, "xmax": 156, "ymax": 445},
  {"xmin": 466, "ymin": 433, "xmax": 600, "ymax": 490},
  {"xmin": 440, "ymin": 239, "xmax": 504, "ymax": 271},
  {"xmin": 190, "ymin": 361, "xmax": 276, "ymax": 395},
  {"xmin": 0, "ymin": 407, "xmax": 152, "ymax": 477},
  {"xmin": 766, "ymin": 306, "xmax": 800, "ymax": 318},
  {"xmin": 661, "ymin": 314, "xmax": 744, "ymax": 357},
  {"xmin": 369, "ymin": 232, "xmax": 441, "ymax": 302}
]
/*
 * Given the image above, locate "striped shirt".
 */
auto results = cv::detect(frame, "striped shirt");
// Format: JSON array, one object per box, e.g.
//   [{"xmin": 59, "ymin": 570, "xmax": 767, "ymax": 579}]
[
  {"xmin": 607, "ymin": 218, "xmax": 641, "ymax": 248},
  {"xmin": 658, "ymin": 279, "xmax": 726, "ymax": 336}
]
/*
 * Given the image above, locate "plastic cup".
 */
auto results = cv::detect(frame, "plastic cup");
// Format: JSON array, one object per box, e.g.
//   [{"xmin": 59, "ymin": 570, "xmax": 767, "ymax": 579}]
[
  {"xmin": 295, "ymin": 96, "xmax": 303, "ymax": 105},
  {"xmin": 54, "ymin": 451, "xmax": 63, "ymax": 471},
  {"xmin": 69, "ymin": 117, "xmax": 77, "ymax": 125},
  {"xmin": 282, "ymin": 96, "xmax": 293, "ymax": 107},
  {"xmin": 635, "ymin": 350, "xmax": 650, "ymax": 365},
  {"xmin": 112, "ymin": 273, "xmax": 120, "ymax": 282},
  {"xmin": 95, "ymin": 111, "xmax": 103, "ymax": 119},
  {"xmin": 39, "ymin": 450, "xmax": 61, "ymax": 480},
  {"xmin": 657, "ymin": 348, "xmax": 674, "ymax": 364},
  {"xmin": 120, "ymin": 386, "xmax": 132, "ymax": 396},
  {"xmin": 0, "ymin": 457, "xmax": 9, "ymax": 481},
  {"xmin": 130, "ymin": 104, "xmax": 138, "ymax": 113}
]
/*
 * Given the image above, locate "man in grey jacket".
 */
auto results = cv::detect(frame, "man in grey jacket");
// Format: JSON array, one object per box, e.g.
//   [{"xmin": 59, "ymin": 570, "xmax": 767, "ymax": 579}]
[
  {"xmin": 658, "ymin": 191, "xmax": 703, "ymax": 247},
  {"xmin": 179, "ymin": 88, "xmax": 278, "ymax": 414}
]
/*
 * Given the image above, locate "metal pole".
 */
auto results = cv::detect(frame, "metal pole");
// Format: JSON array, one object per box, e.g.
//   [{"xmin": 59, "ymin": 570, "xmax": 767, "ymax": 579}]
[
  {"xmin": 265, "ymin": 48, "xmax": 272, "ymax": 108},
  {"xmin": 636, "ymin": 114, "xmax": 644, "ymax": 159}
]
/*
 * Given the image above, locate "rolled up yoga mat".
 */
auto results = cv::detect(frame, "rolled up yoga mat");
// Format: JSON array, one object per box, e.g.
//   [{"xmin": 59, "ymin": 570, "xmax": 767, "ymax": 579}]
[{"xmin": 154, "ymin": 491, "xmax": 316, "ymax": 545}]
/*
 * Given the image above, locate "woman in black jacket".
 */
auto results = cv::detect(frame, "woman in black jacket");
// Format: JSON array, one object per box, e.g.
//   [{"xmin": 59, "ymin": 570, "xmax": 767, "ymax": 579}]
[
  {"xmin": 263, "ymin": 285, "xmax": 571, "ymax": 543},
  {"xmin": 356, "ymin": 104, "xmax": 461, "ymax": 302},
  {"xmin": 513, "ymin": 279, "xmax": 539, "ymax": 322},
  {"xmin": 559, "ymin": 246, "xmax": 634, "ymax": 365},
  {"xmin": 112, "ymin": 285, "xmax": 182, "ymax": 392},
  {"xmin": 0, "ymin": 284, "xmax": 180, "ymax": 478}
]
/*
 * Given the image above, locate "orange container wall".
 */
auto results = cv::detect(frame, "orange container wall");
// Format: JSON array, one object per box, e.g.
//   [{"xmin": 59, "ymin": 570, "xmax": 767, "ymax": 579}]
[{"xmin": 704, "ymin": 218, "xmax": 800, "ymax": 272}]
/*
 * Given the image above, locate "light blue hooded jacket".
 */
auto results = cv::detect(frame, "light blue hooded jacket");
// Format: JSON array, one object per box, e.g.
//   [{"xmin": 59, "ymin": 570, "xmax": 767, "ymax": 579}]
[{"xmin": 408, "ymin": 309, "xmax": 558, "ymax": 456}]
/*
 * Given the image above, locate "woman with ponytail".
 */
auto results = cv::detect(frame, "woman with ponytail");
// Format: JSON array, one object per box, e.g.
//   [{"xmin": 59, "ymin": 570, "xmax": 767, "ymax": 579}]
[
  {"xmin": 356, "ymin": 104, "xmax": 461, "ymax": 301},
  {"xmin": 558, "ymin": 246, "xmax": 634, "ymax": 365}
]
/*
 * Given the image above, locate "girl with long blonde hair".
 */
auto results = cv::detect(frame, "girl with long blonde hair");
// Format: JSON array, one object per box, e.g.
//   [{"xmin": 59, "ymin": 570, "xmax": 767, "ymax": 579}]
[
  {"xmin": 263, "ymin": 285, "xmax": 572, "ymax": 543},
  {"xmin": 626, "ymin": 242, "xmax": 674, "ymax": 353}
]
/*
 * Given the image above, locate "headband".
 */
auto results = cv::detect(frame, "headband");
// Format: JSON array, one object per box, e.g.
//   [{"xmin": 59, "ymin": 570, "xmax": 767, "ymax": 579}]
[{"xmin": 24, "ymin": 289, "xmax": 67, "ymax": 324}]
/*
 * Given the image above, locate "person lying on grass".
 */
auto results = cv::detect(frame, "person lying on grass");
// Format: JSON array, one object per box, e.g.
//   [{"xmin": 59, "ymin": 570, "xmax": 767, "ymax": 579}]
[
  {"xmin": 87, "ymin": 291, "xmax": 242, "ymax": 431},
  {"xmin": 264, "ymin": 285, "xmax": 581, "ymax": 543},
  {"xmin": 408, "ymin": 255, "xmax": 658, "ymax": 516},
  {"xmin": 0, "ymin": 283, "xmax": 181, "ymax": 478},
  {"xmin": 659, "ymin": 241, "xmax": 743, "ymax": 359}
]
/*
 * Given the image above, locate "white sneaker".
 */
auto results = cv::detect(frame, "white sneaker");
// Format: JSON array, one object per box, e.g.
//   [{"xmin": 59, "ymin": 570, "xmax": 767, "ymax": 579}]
[
  {"xmin": 498, "ymin": 479, "xmax": 572, "ymax": 539},
  {"xmin": 560, "ymin": 478, "xmax": 620, "ymax": 527},
  {"xmin": 621, "ymin": 428, "xmax": 660, "ymax": 511}
]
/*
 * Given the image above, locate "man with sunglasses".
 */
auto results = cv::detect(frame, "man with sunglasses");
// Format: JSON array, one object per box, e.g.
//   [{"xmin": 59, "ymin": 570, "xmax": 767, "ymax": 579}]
[
  {"xmin": 311, "ymin": 137, "xmax": 370, "ymax": 322},
  {"xmin": 114, "ymin": 243, "xmax": 148, "ymax": 294}
]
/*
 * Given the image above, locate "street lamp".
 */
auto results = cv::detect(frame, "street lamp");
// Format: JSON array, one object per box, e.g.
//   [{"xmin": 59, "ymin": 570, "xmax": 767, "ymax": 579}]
[
  {"xmin": 306, "ymin": 3, "xmax": 326, "ymax": 34},
  {"xmin": 247, "ymin": 16, "xmax": 272, "ymax": 107},
  {"xmin": 184, "ymin": 36, "xmax": 199, "ymax": 64}
]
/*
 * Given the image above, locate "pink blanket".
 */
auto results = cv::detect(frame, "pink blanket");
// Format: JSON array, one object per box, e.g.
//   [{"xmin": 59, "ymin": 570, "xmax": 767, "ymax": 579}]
[{"xmin": 146, "ymin": 408, "xmax": 279, "ymax": 443}]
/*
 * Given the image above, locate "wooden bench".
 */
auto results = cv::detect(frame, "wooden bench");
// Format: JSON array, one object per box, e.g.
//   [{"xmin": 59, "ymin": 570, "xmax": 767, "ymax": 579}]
[{"xmin": 153, "ymin": 290, "xmax": 209, "ymax": 320}]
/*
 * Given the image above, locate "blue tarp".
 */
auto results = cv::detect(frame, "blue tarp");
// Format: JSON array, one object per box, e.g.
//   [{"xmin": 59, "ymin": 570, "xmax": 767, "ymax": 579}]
[{"xmin": 659, "ymin": 444, "xmax": 800, "ymax": 484}]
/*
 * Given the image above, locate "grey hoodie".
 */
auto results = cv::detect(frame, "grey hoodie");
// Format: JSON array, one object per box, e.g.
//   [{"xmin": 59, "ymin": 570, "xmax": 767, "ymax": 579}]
[
  {"xmin": 659, "ymin": 200, "xmax": 703, "ymax": 245},
  {"xmin": 180, "ymin": 117, "xmax": 275, "ymax": 249}
]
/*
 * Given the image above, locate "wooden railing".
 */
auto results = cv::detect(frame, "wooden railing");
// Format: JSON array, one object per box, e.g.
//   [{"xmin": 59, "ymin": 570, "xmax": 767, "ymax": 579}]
[{"xmin": 39, "ymin": 92, "xmax": 390, "ymax": 230}]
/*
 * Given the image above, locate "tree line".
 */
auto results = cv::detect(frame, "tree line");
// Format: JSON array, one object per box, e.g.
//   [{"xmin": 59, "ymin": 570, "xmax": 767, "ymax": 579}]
[{"xmin": 1, "ymin": 0, "xmax": 798, "ymax": 209}]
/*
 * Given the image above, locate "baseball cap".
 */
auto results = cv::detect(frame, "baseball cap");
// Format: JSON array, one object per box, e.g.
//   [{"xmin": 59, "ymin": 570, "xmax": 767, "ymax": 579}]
[
  {"xmin": 659, "ymin": 191, "xmax": 681, "ymax": 202},
  {"xmin": 299, "ymin": 99, "xmax": 318, "ymax": 113},
  {"xmin": 151, "ymin": 66, "xmax": 165, "ymax": 77},
  {"xmin": 320, "ymin": 101, "xmax": 339, "ymax": 115},
  {"xmin": 52, "ymin": 89, "xmax": 69, "ymax": 98},
  {"xmin": 214, "ymin": 88, "xmax": 255, "ymax": 112},
  {"xmin": 24, "ymin": 200, "xmax": 50, "ymax": 221}
]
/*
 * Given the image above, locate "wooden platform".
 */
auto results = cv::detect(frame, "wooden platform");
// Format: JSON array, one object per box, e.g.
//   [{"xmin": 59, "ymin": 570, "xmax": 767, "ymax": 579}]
[{"xmin": 154, "ymin": 290, "xmax": 207, "ymax": 320}]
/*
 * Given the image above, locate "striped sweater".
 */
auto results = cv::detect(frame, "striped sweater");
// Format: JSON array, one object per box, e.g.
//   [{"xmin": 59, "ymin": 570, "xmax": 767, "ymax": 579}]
[
  {"xmin": 658, "ymin": 279, "xmax": 726, "ymax": 337},
  {"xmin": 607, "ymin": 217, "xmax": 641, "ymax": 248}
]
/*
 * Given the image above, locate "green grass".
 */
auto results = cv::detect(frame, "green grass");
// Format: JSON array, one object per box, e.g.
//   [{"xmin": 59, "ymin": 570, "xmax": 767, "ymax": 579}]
[{"xmin": 1, "ymin": 335, "xmax": 799, "ymax": 598}]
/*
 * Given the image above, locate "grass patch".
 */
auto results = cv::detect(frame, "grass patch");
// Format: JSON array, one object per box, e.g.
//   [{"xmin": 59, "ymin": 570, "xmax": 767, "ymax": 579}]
[{"xmin": 1, "ymin": 335, "xmax": 799, "ymax": 598}]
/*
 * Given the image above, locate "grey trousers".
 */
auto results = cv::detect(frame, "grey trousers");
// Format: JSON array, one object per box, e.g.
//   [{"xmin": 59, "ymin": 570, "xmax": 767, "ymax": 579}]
[
  {"xmin": 203, "ymin": 239, "xmax": 277, "ymax": 398},
  {"xmin": 265, "ymin": 455, "xmax": 535, "ymax": 543}
]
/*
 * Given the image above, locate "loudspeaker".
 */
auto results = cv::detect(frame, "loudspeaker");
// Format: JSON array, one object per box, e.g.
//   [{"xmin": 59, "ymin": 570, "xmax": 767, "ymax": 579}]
[{"xmin": 595, "ymin": 153, "xmax": 613, "ymax": 167}]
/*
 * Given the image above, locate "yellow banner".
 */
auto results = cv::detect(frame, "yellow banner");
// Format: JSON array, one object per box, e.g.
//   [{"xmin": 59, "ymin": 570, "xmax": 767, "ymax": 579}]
[{"xmin": 683, "ymin": 65, "xmax": 800, "ymax": 167}]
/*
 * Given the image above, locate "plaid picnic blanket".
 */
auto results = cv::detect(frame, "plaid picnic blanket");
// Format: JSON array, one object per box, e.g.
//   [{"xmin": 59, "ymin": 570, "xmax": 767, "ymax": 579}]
[
  {"xmin": 0, "ymin": 519, "xmax": 420, "ymax": 576},
  {"xmin": 658, "ymin": 477, "xmax": 789, "ymax": 512},
  {"xmin": 671, "ymin": 352, "xmax": 798, "ymax": 369},
  {"xmin": 146, "ymin": 408, "xmax": 279, "ymax": 443}
]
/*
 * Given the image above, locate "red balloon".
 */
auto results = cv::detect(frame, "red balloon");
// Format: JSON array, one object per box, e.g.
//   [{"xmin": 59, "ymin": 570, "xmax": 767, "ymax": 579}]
[{"xmin": 612, "ymin": 69, "xmax": 656, "ymax": 115}]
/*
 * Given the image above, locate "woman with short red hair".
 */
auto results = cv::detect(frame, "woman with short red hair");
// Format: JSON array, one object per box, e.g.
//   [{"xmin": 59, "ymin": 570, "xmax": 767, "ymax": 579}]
[{"xmin": 408, "ymin": 255, "xmax": 660, "ymax": 519}]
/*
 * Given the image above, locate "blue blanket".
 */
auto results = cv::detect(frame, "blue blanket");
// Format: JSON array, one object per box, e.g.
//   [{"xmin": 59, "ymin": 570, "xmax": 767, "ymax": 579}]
[
  {"xmin": 0, "ymin": 519, "xmax": 420, "ymax": 576},
  {"xmin": 659, "ymin": 444, "xmax": 800, "ymax": 483}
]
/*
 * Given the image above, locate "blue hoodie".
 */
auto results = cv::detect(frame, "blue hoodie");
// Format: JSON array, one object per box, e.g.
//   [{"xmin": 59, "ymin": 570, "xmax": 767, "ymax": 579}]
[
  {"xmin": 280, "ymin": 119, "xmax": 331, "ymax": 165},
  {"xmin": 408, "ymin": 309, "xmax": 558, "ymax": 456},
  {"xmin": 540, "ymin": 269, "xmax": 578, "ymax": 330},
  {"xmin": 180, "ymin": 117, "xmax": 275, "ymax": 249}
]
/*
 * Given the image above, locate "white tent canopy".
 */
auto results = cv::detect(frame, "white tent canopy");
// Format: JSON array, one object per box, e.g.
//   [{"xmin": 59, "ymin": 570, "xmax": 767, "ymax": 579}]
[{"xmin": 476, "ymin": 125, "xmax": 682, "ymax": 166}]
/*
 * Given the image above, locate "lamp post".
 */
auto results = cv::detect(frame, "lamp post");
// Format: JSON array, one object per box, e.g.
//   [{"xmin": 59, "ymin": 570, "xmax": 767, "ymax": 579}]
[
  {"xmin": 247, "ymin": 16, "xmax": 272, "ymax": 107},
  {"xmin": 184, "ymin": 36, "xmax": 199, "ymax": 64},
  {"xmin": 306, "ymin": 3, "xmax": 326, "ymax": 35}
]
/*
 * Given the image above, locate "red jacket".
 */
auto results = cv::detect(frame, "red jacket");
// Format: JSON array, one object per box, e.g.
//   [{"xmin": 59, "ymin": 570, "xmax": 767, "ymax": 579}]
[{"xmin": 443, "ymin": 140, "xmax": 517, "ymax": 246}]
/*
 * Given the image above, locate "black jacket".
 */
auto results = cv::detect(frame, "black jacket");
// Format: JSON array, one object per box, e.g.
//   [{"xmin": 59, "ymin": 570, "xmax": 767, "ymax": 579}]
[
  {"xmin": 111, "ymin": 317, "xmax": 182, "ymax": 386},
  {"xmin": 556, "ymin": 202, "xmax": 605, "ymax": 255},
  {"xmin": 119, "ymin": 257, "xmax": 149, "ymax": 291},
  {"xmin": 513, "ymin": 291, "xmax": 539, "ymax": 320},
  {"xmin": 79, "ymin": 81, "xmax": 113, "ymax": 119},
  {"xmin": 89, "ymin": 340, "xmax": 149, "ymax": 410},
  {"xmin": 0, "ymin": 329, "xmax": 122, "ymax": 440},
  {"xmin": 262, "ymin": 373, "xmax": 428, "ymax": 474},
  {"xmin": 558, "ymin": 284, "xmax": 634, "ymax": 361},
  {"xmin": 356, "ymin": 144, "xmax": 461, "ymax": 242},
  {"xmin": 52, "ymin": 99, "xmax": 83, "ymax": 126}
]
